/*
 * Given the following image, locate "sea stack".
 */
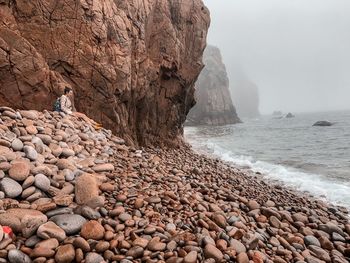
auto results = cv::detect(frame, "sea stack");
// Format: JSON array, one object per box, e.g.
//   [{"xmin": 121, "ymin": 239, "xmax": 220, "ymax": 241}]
[{"xmin": 187, "ymin": 45, "xmax": 241, "ymax": 125}]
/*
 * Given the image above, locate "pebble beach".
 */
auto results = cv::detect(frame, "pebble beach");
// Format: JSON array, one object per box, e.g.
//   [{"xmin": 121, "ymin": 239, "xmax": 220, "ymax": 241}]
[{"xmin": 0, "ymin": 107, "xmax": 349, "ymax": 263}]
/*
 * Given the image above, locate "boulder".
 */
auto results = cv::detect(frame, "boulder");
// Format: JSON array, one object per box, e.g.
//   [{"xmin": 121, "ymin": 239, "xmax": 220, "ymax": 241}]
[
  {"xmin": 8, "ymin": 161, "xmax": 31, "ymax": 181},
  {"xmin": 75, "ymin": 173, "xmax": 99, "ymax": 206},
  {"xmin": 0, "ymin": 209, "xmax": 47, "ymax": 237},
  {"xmin": 50, "ymin": 214, "xmax": 86, "ymax": 235},
  {"xmin": 313, "ymin": 121, "xmax": 333, "ymax": 127}
]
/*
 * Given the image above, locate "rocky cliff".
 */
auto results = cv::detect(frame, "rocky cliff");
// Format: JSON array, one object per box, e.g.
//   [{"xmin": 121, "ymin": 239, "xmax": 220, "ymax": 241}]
[
  {"xmin": 0, "ymin": 0, "xmax": 210, "ymax": 146},
  {"xmin": 187, "ymin": 46, "xmax": 241, "ymax": 125}
]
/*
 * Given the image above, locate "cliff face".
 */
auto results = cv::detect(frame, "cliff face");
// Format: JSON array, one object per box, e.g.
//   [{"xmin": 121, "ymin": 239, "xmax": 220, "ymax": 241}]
[
  {"xmin": 187, "ymin": 46, "xmax": 241, "ymax": 126},
  {"xmin": 0, "ymin": 0, "xmax": 210, "ymax": 146}
]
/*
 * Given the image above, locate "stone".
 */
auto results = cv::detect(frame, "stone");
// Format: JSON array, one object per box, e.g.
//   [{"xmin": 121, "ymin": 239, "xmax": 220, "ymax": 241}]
[
  {"xmin": 85, "ymin": 252, "xmax": 104, "ymax": 263},
  {"xmin": 61, "ymin": 148, "xmax": 75, "ymax": 158},
  {"xmin": 133, "ymin": 238, "xmax": 149, "ymax": 248},
  {"xmin": 50, "ymin": 214, "xmax": 86, "ymax": 235},
  {"xmin": 184, "ymin": 251, "xmax": 198, "ymax": 263},
  {"xmin": 11, "ymin": 139, "xmax": 23, "ymax": 151},
  {"xmin": 95, "ymin": 241, "xmax": 110, "ymax": 253},
  {"xmin": 34, "ymin": 174, "xmax": 51, "ymax": 192},
  {"xmin": 212, "ymin": 213, "xmax": 227, "ymax": 228},
  {"xmin": 55, "ymin": 244, "xmax": 75, "ymax": 263},
  {"xmin": 237, "ymin": 252, "xmax": 249, "ymax": 263},
  {"xmin": 99, "ymin": 182, "xmax": 114, "ymax": 192},
  {"xmin": 73, "ymin": 237, "xmax": 91, "ymax": 252},
  {"xmin": 0, "ymin": 209, "xmax": 47, "ymax": 237},
  {"xmin": 0, "ymin": 178, "xmax": 22, "ymax": 198},
  {"xmin": 23, "ymin": 146, "xmax": 38, "ymax": 161},
  {"xmin": 147, "ymin": 237, "xmax": 166, "ymax": 252},
  {"xmin": 247, "ymin": 200, "xmax": 260, "ymax": 210},
  {"xmin": 126, "ymin": 246, "xmax": 144, "ymax": 259},
  {"xmin": 56, "ymin": 159, "xmax": 75, "ymax": 170},
  {"xmin": 119, "ymin": 213, "xmax": 132, "ymax": 222},
  {"xmin": 8, "ymin": 249, "xmax": 32, "ymax": 263},
  {"xmin": 308, "ymin": 245, "xmax": 331, "ymax": 262},
  {"xmin": 30, "ymin": 246, "xmax": 55, "ymax": 258},
  {"xmin": 92, "ymin": 163, "xmax": 114, "ymax": 172},
  {"xmin": 304, "ymin": 235, "xmax": 321, "ymax": 247},
  {"xmin": 81, "ymin": 206, "xmax": 101, "ymax": 220},
  {"xmin": 37, "ymin": 221, "xmax": 66, "ymax": 242},
  {"xmin": 9, "ymin": 161, "xmax": 30, "ymax": 181},
  {"xmin": 75, "ymin": 173, "xmax": 99, "ymax": 205},
  {"xmin": 230, "ymin": 239, "xmax": 246, "ymax": 254},
  {"xmin": 25, "ymin": 235, "xmax": 42, "ymax": 247},
  {"xmin": 53, "ymin": 195, "xmax": 73, "ymax": 206},
  {"xmin": 204, "ymin": 244, "xmax": 224, "ymax": 261},
  {"xmin": 80, "ymin": 220, "xmax": 105, "ymax": 240},
  {"xmin": 20, "ymin": 110, "xmax": 39, "ymax": 120}
]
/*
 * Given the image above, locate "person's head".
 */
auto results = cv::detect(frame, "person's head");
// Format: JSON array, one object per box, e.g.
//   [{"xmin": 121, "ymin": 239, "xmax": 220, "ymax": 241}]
[{"xmin": 64, "ymin": 87, "xmax": 73, "ymax": 95}]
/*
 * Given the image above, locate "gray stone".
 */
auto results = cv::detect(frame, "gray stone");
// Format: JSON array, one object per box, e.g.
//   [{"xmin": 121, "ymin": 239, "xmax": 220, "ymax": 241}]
[
  {"xmin": 11, "ymin": 139, "xmax": 23, "ymax": 151},
  {"xmin": 34, "ymin": 174, "xmax": 50, "ymax": 192},
  {"xmin": 23, "ymin": 146, "xmax": 38, "ymax": 161},
  {"xmin": 81, "ymin": 206, "xmax": 101, "ymax": 220},
  {"xmin": 85, "ymin": 252, "xmax": 104, "ymax": 263},
  {"xmin": 304, "ymin": 235, "xmax": 321, "ymax": 247},
  {"xmin": 50, "ymin": 214, "xmax": 86, "ymax": 235},
  {"xmin": 332, "ymin": 232, "xmax": 345, "ymax": 242},
  {"xmin": 0, "ymin": 178, "xmax": 22, "ymax": 198},
  {"xmin": 25, "ymin": 235, "xmax": 42, "ymax": 247},
  {"xmin": 46, "ymin": 208, "xmax": 73, "ymax": 218},
  {"xmin": 8, "ymin": 249, "xmax": 32, "ymax": 263},
  {"xmin": 119, "ymin": 213, "xmax": 132, "ymax": 222}
]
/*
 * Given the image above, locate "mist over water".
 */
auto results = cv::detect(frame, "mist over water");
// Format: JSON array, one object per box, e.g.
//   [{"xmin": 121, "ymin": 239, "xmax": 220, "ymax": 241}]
[
  {"xmin": 204, "ymin": 0, "xmax": 350, "ymax": 114},
  {"xmin": 185, "ymin": 111, "xmax": 350, "ymax": 209}
]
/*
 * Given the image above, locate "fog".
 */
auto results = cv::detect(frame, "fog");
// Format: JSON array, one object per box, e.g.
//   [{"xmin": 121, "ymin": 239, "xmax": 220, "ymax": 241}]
[{"xmin": 203, "ymin": 0, "xmax": 350, "ymax": 114}]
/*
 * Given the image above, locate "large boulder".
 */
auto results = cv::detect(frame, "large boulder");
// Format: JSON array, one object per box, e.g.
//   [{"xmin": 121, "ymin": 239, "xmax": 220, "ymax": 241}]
[
  {"xmin": 313, "ymin": 121, "xmax": 333, "ymax": 127},
  {"xmin": 0, "ymin": 209, "xmax": 47, "ymax": 237},
  {"xmin": 75, "ymin": 174, "xmax": 99, "ymax": 206}
]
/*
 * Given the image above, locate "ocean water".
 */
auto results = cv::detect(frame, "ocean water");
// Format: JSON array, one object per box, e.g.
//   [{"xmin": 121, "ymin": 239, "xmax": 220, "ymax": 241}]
[{"xmin": 185, "ymin": 110, "xmax": 350, "ymax": 209}]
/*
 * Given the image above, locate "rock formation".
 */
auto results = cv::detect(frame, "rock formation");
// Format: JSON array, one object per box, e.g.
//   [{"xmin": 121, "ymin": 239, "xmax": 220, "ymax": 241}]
[
  {"xmin": 0, "ymin": 0, "xmax": 210, "ymax": 146},
  {"xmin": 231, "ymin": 70, "xmax": 261, "ymax": 118},
  {"xmin": 187, "ymin": 46, "xmax": 241, "ymax": 126}
]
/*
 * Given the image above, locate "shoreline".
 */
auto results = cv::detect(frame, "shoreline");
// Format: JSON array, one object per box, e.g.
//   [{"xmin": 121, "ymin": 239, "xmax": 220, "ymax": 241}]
[
  {"xmin": 0, "ymin": 108, "xmax": 349, "ymax": 262},
  {"xmin": 185, "ymin": 143, "xmax": 350, "ymax": 217}
]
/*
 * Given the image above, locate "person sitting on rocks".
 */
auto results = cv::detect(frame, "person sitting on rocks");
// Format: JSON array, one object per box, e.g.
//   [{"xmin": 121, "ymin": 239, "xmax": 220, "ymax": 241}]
[
  {"xmin": 59, "ymin": 87, "xmax": 102, "ymax": 129},
  {"xmin": 60, "ymin": 87, "xmax": 74, "ymax": 115}
]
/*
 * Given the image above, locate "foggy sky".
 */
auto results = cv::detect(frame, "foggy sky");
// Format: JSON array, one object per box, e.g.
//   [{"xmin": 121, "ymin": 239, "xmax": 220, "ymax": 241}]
[{"xmin": 203, "ymin": 0, "xmax": 350, "ymax": 114}]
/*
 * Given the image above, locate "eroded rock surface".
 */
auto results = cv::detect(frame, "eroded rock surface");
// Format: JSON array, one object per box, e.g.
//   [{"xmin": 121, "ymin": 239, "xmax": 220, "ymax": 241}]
[
  {"xmin": 0, "ymin": 0, "xmax": 210, "ymax": 145},
  {"xmin": 187, "ymin": 45, "xmax": 241, "ymax": 125}
]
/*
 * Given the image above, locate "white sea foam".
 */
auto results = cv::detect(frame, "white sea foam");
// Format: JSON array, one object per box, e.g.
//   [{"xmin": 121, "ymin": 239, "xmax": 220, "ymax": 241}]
[{"xmin": 205, "ymin": 142, "xmax": 350, "ymax": 209}]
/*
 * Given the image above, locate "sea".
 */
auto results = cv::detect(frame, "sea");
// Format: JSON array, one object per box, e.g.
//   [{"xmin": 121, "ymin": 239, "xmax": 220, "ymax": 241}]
[{"xmin": 185, "ymin": 110, "xmax": 350, "ymax": 209}]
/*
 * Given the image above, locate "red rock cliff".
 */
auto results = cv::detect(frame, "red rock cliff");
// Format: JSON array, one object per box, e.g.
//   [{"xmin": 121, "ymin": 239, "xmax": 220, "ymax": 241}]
[{"xmin": 0, "ymin": 0, "xmax": 210, "ymax": 145}]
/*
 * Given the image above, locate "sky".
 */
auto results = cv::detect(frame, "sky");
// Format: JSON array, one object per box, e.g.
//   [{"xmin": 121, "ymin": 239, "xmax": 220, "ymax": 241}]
[{"xmin": 203, "ymin": 0, "xmax": 350, "ymax": 114}]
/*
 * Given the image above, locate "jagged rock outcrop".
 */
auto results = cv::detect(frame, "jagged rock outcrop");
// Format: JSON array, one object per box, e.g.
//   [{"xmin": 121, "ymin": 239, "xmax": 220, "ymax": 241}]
[
  {"xmin": 187, "ymin": 46, "xmax": 241, "ymax": 126},
  {"xmin": 0, "ymin": 0, "xmax": 210, "ymax": 146}
]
